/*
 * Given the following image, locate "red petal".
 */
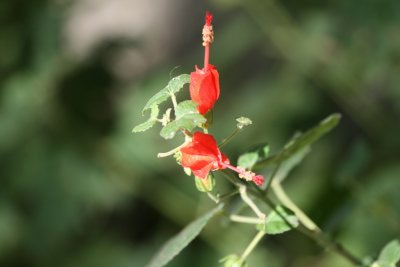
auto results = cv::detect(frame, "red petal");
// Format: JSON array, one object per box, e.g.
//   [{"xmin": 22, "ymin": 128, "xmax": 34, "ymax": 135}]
[
  {"xmin": 180, "ymin": 132, "xmax": 228, "ymax": 179},
  {"xmin": 192, "ymin": 164, "xmax": 213, "ymax": 179},
  {"xmin": 181, "ymin": 153, "xmax": 214, "ymax": 170},
  {"xmin": 190, "ymin": 65, "xmax": 220, "ymax": 115}
]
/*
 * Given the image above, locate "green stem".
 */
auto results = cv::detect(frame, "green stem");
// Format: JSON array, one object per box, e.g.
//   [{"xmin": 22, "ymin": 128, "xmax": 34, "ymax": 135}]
[
  {"xmin": 272, "ymin": 180, "xmax": 321, "ymax": 232},
  {"xmin": 239, "ymin": 184, "xmax": 266, "ymax": 219},
  {"xmin": 219, "ymin": 128, "xmax": 241, "ymax": 148},
  {"xmin": 206, "ymin": 192, "xmax": 219, "ymax": 203},
  {"xmin": 220, "ymin": 170, "xmax": 364, "ymax": 266},
  {"xmin": 221, "ymin": 170, "xmax": 265, "ymax": 219},
  {"xmin": 239, "ymin": 231, "xmax": 266, "ymax": 263},
  {"xmin": 218, "ymin": 190, "xmax": 239, "ymax": 200},
  {"xmin": 230, "ymin": 215, "xmax": 264, "ymax": 224}
]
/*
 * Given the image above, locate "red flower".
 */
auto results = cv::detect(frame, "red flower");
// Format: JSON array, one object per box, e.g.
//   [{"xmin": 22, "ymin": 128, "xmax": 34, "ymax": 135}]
[
  {"xmin": 189, "ymin": 11, "xmax": 220, "ymax": 115},
  {"xmin": 181, "ymin": 132, "xmax": 229, "ymax": 179},
  {"xmin": 180, "ymin": 132, "xmax": 265, "ymax": 186},
  {"xmin": 190, "ymin": 65, "xmax": 220, "ymax": 115}
]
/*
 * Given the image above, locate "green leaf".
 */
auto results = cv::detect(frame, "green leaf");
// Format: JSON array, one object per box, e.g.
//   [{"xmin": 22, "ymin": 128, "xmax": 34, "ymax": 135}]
[
  {"xmin": 257, "ymin": 206, "xmax": 299, "ymax": 235},
  {"xmin": 175, "ymin": 100, "xmax": 198, "ymax": 118},
  {"xmin": 373, "ymin": 239, "xmax": 400, "ymax": 267},
  {"xmin": 237, "ymin": 152, "xmax": 259, "ymax": 170},
  {"xmin": 237, "ymin": 143, "xmax": 270, "ymax": 170},
  {"xmin": 256, "ymin": 113, "xmax": 341, "ymax": 169},
  {"xmin": 132, "ymin": 105, "xmax": 159, "ymax": 133},
  {"xmin": 143, "ymin": 74, "xmax": 190, "ymax": 111},
  {"xmin": 146, "ymin": 204, "xmax": 224, "ymax": 267},
  {"xmin": 160, "ymin": 113, "xmax": 206, "ymax": 139}
]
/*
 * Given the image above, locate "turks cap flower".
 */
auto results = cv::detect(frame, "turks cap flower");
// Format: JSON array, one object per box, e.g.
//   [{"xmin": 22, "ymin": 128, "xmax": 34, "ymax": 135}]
[
  {"xmin": 190, "ymin": 11, "xmax": 220, "ymax": 115},
  {"xmin": 190, "ymin": 65, "xmax": 220, "ymax": 115},
  {"xmin": 180, "ymin": 132, "xmax": 265, "ymax": 186},
  {"xmin": 181, "ymin": 132, "xmax": 229, "ymax": 179}
]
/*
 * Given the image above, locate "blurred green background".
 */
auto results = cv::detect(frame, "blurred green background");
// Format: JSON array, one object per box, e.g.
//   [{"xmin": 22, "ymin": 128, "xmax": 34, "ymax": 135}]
[{"xmin": 1, "ymin": 0, "xmax": 400, "ymax": 266}]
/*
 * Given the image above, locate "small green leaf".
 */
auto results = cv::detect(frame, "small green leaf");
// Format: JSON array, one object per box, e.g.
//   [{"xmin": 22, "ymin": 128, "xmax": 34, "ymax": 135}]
[
  {"xmin": 146, "ymin": 204, "xmax": 224, "ymax": 267},
  {"xmin": 257, "ymin": 206, "xmax": 299, "ymax": 234},
  {"xmin": 237, "ymin": 143, "xmax": 270, "ymax": 170},
  {"xmin": 132, "ymin": 105, "xmax": 159, "ymax": 133},
  {"xmin": 143, "ymin": 74, "xmax": 190, "ymax": 111},
  {"xmin": 175, "ymin": 100, "xmax": 198, "ymax": 118},
  {"xmin": 373, "ymin": 239, "xmax": 400, "ymax": 267},
  {"xmin": 256, "ymin": 113, "xmax": 341, "ymax": 169},
  {"xmin": 237, "ymin": 152, "xmax": 259, "ymax": 170},
  {"xmin": 160, "ymin": 113, "xmax": 206, "ymax": 139},
  {"xmin": 236, "ymin": 117, "xmax": 252, "ymax": 129},
  {"xmin": 167, "ymin": 74, "xmax": 191, "ymax": 94}
]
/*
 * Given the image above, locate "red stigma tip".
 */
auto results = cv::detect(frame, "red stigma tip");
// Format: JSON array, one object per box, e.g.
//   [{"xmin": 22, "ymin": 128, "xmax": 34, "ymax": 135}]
[
  {"xmin": 205, "ymin": 11, "xmax": 213, "ymax": 26},
  {"xmin": 252, "ymin": 175, "xmax": 264, "ymax": 186}
]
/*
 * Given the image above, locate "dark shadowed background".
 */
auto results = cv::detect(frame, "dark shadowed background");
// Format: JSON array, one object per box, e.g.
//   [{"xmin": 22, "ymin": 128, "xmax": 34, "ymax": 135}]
[{"xmin": 1, "ymin": 0, "xmax": 399, "ymax": 266}]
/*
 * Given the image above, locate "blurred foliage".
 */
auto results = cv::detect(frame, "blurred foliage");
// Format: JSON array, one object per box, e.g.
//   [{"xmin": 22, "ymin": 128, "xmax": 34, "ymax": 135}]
[{"xmin": 0, "ymin": 0, "xmax": 399, "ymax": 266}]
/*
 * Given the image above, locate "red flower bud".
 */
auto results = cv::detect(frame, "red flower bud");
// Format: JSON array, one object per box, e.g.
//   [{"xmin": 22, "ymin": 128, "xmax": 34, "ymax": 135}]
[
  {"xmin": 190, "ymin": 65, "xmax": 220, "ymax": 115},
  {"xmin": 180, "ymin": 132, "xmax": 228, "ymax": 179}
]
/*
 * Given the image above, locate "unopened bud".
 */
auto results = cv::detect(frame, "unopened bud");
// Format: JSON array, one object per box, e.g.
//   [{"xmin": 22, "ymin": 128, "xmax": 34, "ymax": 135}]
[
  {"xmin": 219, "ymin": 254, "xmax": 247, "ymax": 267},
  {"xmin": 194, "ymin": 174, "xmax": 215, "ymax": 192}
]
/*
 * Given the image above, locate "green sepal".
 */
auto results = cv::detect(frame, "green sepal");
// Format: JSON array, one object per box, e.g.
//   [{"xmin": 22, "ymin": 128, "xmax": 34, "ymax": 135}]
[
  {"xmin": 194, "ymin": 174, "xmax": 215, "ymax": 192},
  {"xmin": 257, "ymin": 206, "xmax": 299, "ymax": 235},
  {"xmin": 132, "ymin": 105, "xmax": 159, "ymax": 132},
  {"xmin": 183, "ymin": 167, "xmax": 192, "ymax": 176},
  {"xmin": 219, "ymin": 254, "xmax": 247, "ymax": 267}
]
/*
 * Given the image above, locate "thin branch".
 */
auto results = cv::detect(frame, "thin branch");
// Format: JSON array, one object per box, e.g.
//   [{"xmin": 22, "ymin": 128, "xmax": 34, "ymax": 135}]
[
  {"xmin": 230, "ymin": 215, "xmax": 264, "ymax": 224},
  {"xmin": 272, "ymin": 180, "xmax": 321, "ymax": 232},
  {"xmin": 220, "ymin": 170, "xmax": 364, "ymax": 266},
  {"xmin": 240, "ymin": 231, "xmax": 266, "ymax": 263},
  {"xmin": 219, "ymin": 128, "xmax": 241, "ymax": 148},
  {"xmin": 239, "ymin": 184, "xmax": 266, "ymax": 220}
]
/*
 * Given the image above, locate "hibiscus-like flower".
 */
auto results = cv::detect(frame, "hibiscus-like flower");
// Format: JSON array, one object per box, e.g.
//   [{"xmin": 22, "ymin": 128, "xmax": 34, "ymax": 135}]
[
  {"xmin": 181, "ymin": 132, "xmax": 264, "ymax": 186},
  {"xmin": 190, "ymin": 11, "xmax": 220, "ymax": 115},
  {"xmin": 190, "ymin": 65, "xmax": 220, "ymax": 115},
  {"xmin": 181, "ymin": 132, "xmax": 229, "ymax": 179}
]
